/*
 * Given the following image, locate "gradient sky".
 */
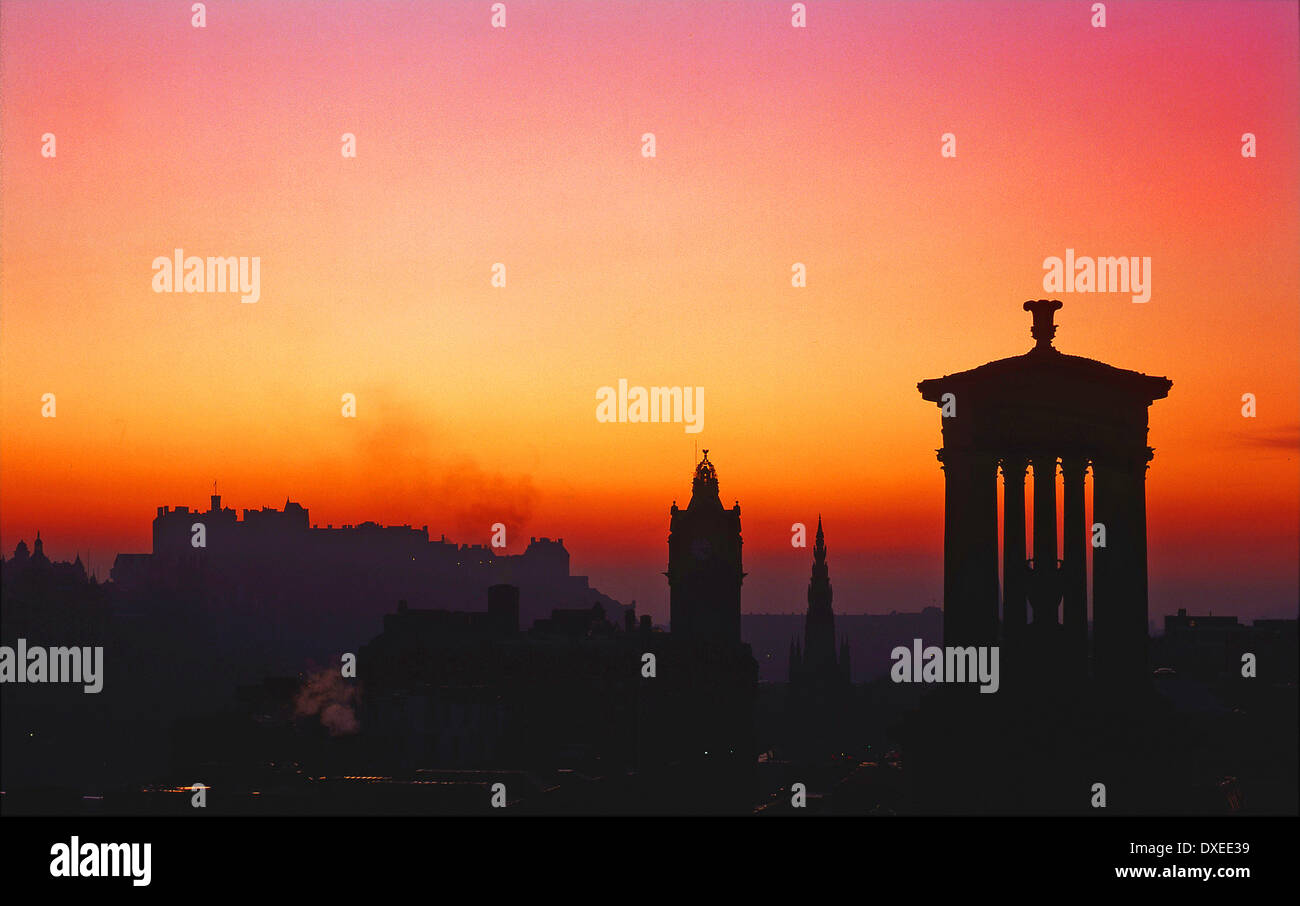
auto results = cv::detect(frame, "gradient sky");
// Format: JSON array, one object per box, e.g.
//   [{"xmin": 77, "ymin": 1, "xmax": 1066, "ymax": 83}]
[{"xmin": 2, "ymin": 0, "xmax": 1297, "ymax": 623}]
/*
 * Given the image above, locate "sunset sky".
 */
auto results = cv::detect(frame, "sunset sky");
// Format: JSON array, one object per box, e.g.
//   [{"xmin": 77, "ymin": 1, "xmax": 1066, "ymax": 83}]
[{"xmin": 2, "ymin": 0, "xmax": 1297, "ymax": 623}]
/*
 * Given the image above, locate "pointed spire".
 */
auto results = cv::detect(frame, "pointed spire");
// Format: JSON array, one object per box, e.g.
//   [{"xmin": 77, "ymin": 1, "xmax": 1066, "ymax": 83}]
[
  {"xmin": 802, "ymin": 514, "xmax": 835, "ymax": 672},
  {"xmin": 31, "ymin": 531, "xmax": 49, "ymax": 566}
]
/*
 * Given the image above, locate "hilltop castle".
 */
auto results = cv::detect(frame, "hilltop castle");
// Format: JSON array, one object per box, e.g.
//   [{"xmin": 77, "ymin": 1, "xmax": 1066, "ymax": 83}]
[{"xmin": 107, "ymin": 493, "xmax": 627, "ymax": 670}]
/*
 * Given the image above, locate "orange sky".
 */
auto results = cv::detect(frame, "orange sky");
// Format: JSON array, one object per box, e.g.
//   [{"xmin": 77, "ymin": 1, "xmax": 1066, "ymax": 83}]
[{"xmin": 2, "ymin": 1, "xmax": 1297, "ymax": 621}]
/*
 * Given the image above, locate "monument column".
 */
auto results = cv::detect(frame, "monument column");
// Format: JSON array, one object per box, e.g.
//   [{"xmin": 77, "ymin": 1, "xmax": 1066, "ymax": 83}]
[
  {"xmin": 1092, "ymin": 449, "xmax": 1150, "ymax": 686},
  {"xmin": 1001, "ymin": 456, "xmax": 1028, "ymax": 640},
  {"xmin": 1029, "ymin": 455, "xmax": 1059, "ymax": 625},
  {"xmin": 1061, "ymin": 456, "xmax": 1089, "ymax": 672},
  {"xmin": 941, "ymin": 449, "xmax": 1000, "ymax": 648},
  {"xmin": 940, "ymin": 447, "xmax": 966, "ymax": 648},
  {"xmin": 1127, "ymin": 450, "xmax": 1152, "ymax": 682},
  {"xmin": 969, "ymin": 452, "xmax": 1000, "ymax": 648}
]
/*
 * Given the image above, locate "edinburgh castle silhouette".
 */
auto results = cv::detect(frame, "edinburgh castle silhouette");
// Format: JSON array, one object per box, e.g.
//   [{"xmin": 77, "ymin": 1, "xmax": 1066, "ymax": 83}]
[
  {"xmin": 2, "ymin": 302, "xmax": 1295, "ymax": 815},
  {"xmin": 111, "ymin": 493, "xmax": 627, "ymax": 675}
]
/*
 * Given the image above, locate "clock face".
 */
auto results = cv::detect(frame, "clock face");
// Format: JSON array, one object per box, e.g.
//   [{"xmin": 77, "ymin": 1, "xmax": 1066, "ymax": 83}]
[{"xmin": 691, "ymin": 537, "xmax": 713, "ymax": 560}]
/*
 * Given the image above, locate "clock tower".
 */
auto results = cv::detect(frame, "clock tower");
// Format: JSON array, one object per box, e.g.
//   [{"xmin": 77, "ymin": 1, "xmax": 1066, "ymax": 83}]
[{"xmin": 666, "ymin": 451, "xmax": 745, "ymax": 644}]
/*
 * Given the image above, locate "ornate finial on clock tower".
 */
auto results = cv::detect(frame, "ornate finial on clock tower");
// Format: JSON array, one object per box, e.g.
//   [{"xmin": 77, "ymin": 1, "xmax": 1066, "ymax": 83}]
[{"xmin": 693, "ymin": 449, "xmax": 717, "ymax": 492}]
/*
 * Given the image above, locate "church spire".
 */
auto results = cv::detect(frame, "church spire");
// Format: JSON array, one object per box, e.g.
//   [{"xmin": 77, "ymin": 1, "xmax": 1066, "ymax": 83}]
[{"xmin": 803, "ymin": 516, "xmax": 835, "ymax": 670}]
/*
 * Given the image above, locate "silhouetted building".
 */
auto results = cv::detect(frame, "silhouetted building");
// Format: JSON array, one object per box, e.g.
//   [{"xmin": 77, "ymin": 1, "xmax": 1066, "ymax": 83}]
[
  {"xmin": 744, "ymin": 608, "xmax": 942, "ymax": 683},
  {"xmin": 377, "ymin": 586, "xmax": 520, "ymax": 646},
  {"xmin": 786, "ymin": 518, "xmax": 855, "ymax": 761},
  {"xmin": 350, "ymin": 575, "xmax": 757, "ymax": 812},
  {"xmin": 918, "ymin": 300, "xmax": 1171, "ymax": 689},
  {"xmin": 531, "ymin": 602, "xmax": 617, "ymax": 639},
  {"xmin": 666, "ymin": 451, "xmax": 744, "ymax": 645},
  {"xmin": 904, "ymin": 301, "xmax": 1201, "ymax": 816},
  {"xmin": 1164, "ymin": 608, "xmax": 1239, "ymax": 635},
  {"xmin": 1, "ymin": 534, "xmax": 103, "ymax": 641},
  {"xmin": 107, "ymin": 494, "xmax": 627, "ymax": 673},
  {"xmin": 2, "ymin": 535, "xmax": 116, "ymax": 800},
  {"xmin": 788, "ymin": 517, "xmax": 851, "ymax": 686},
  {"xmin": 1153, "ymin": 608, "xmax": 1298, "ymax": 683}
]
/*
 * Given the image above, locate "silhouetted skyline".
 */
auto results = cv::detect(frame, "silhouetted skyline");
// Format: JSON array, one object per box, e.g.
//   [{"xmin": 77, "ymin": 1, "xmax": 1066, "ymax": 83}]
[
  {"xmin": 4, "ymin": 3, "xmax": 1297, "ymax": 630},
  {"xmin": 2, "ymin": 0, "xmax": 1296, "ymax": 832}
]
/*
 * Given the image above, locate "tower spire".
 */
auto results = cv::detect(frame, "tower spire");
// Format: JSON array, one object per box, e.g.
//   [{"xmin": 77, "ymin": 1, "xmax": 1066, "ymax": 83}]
[{"xmin": 802, "ymin": 515, "xmax": 835, "ymax": 670}]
